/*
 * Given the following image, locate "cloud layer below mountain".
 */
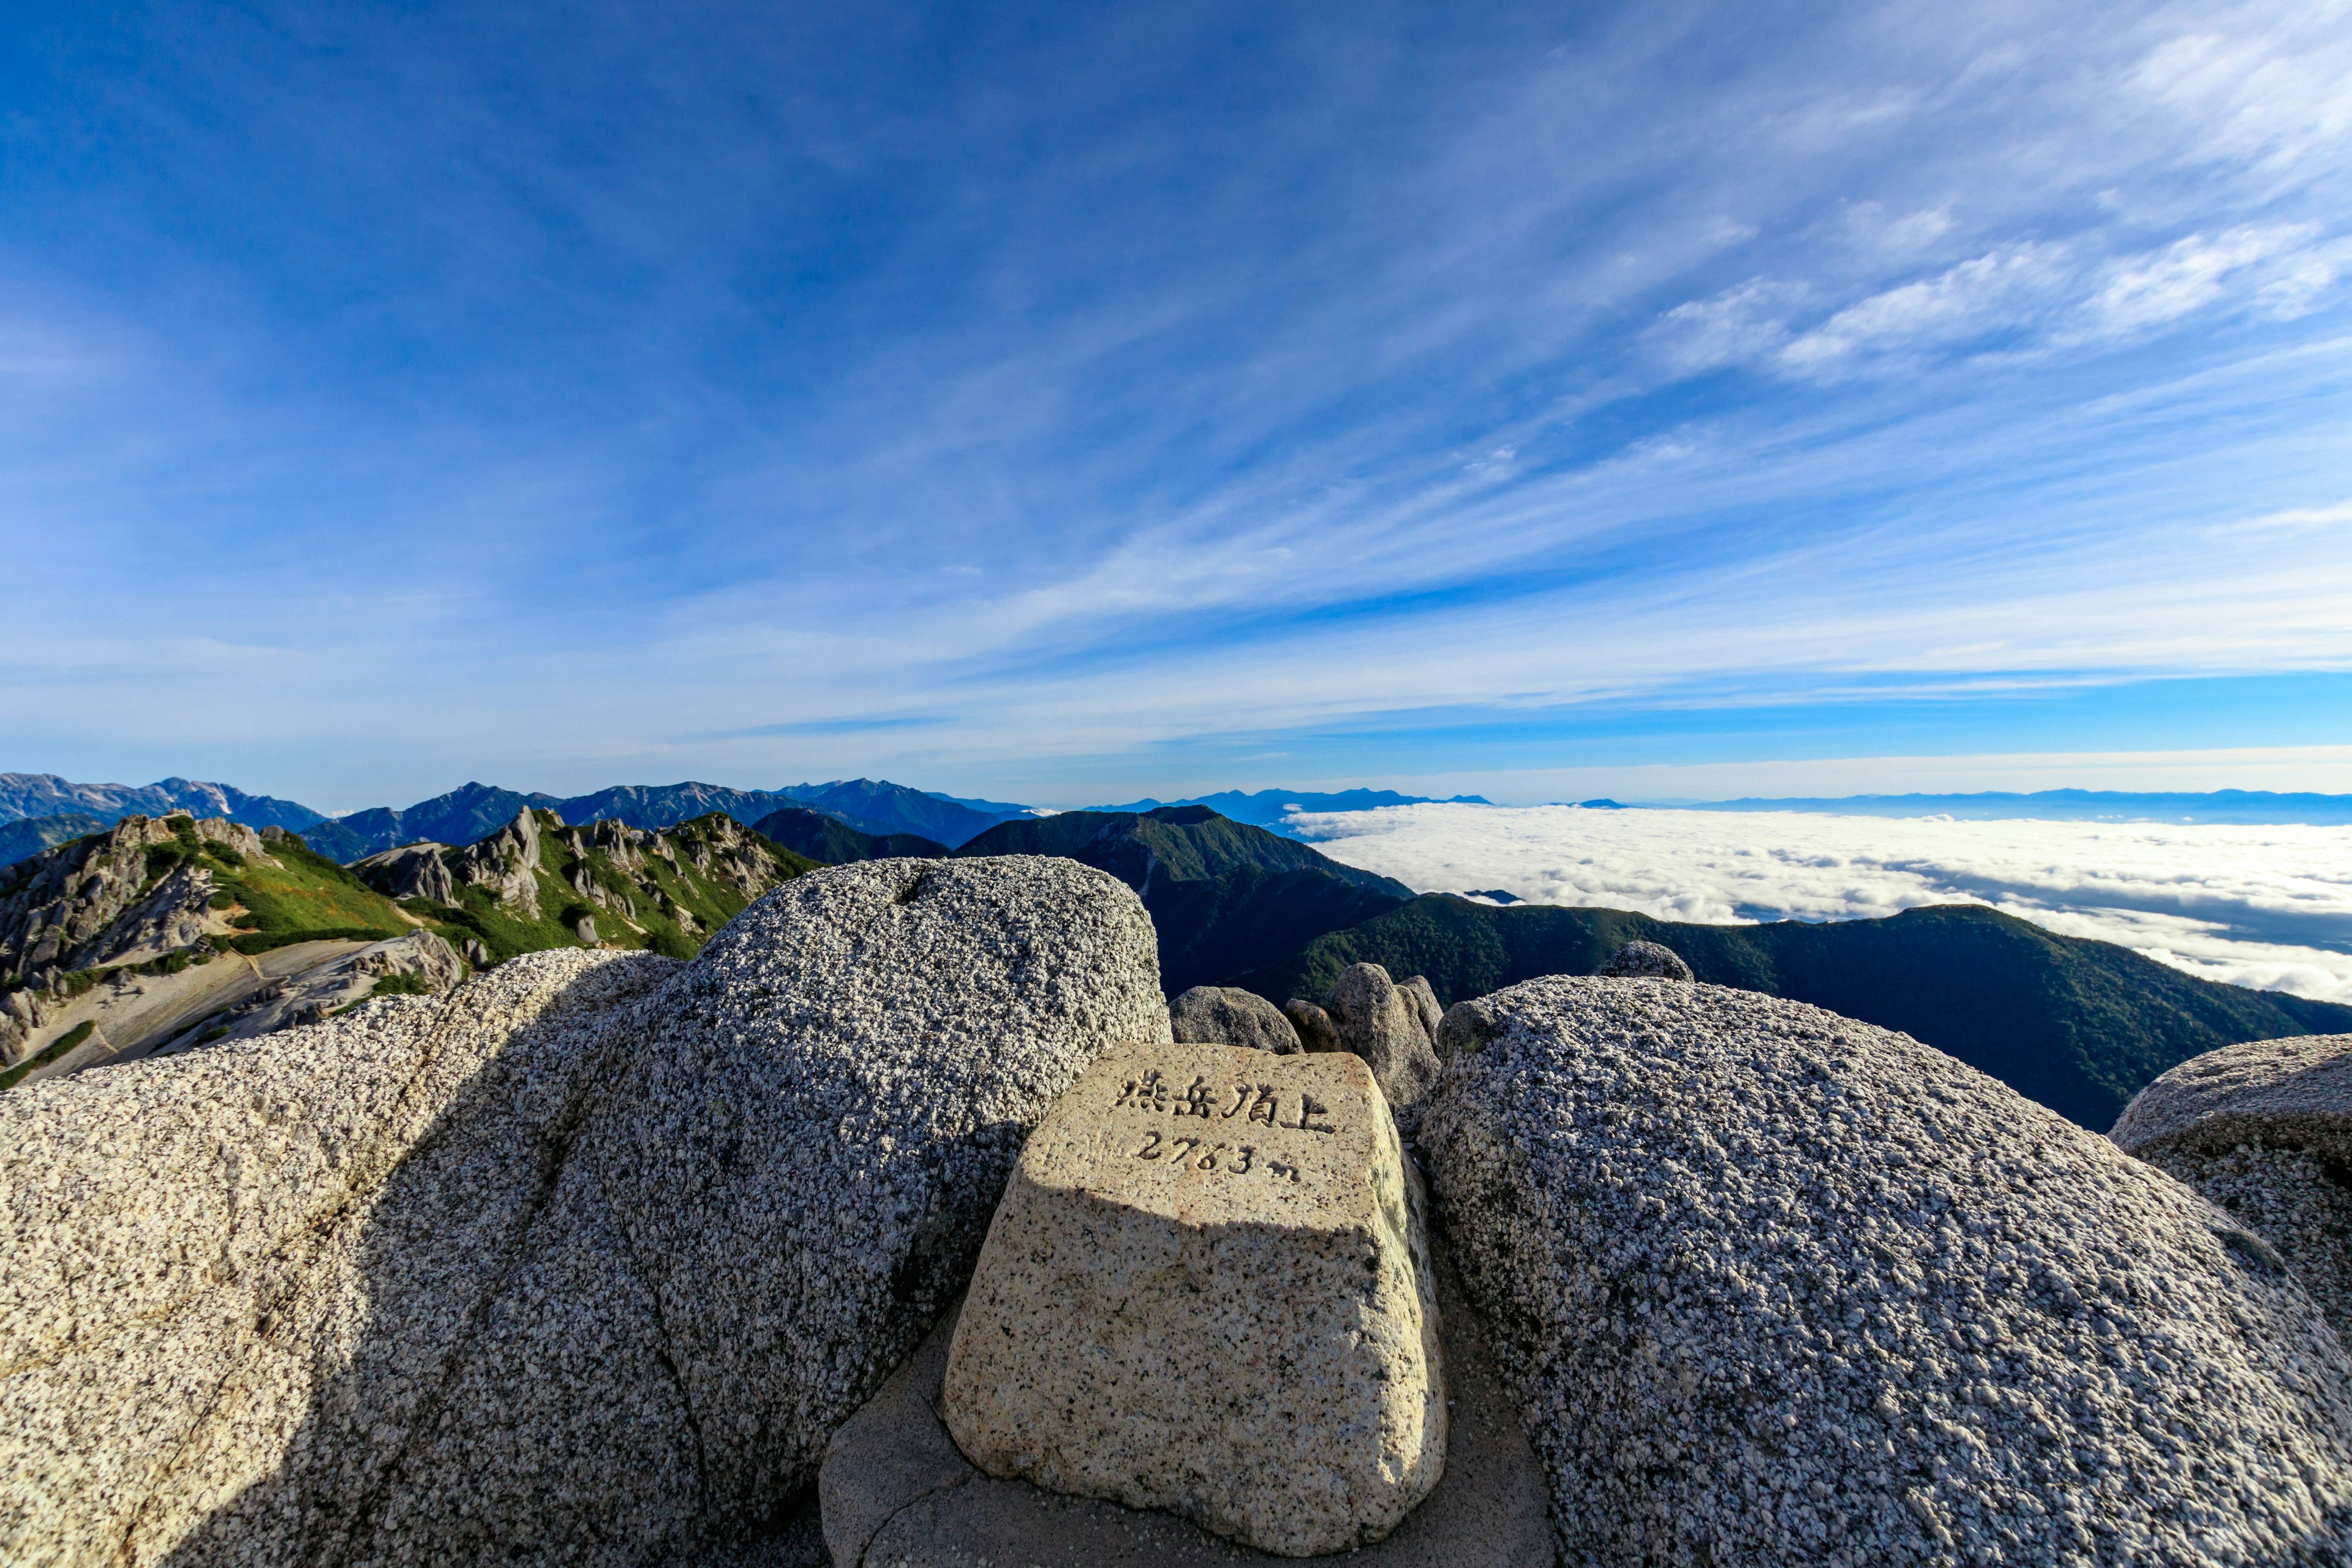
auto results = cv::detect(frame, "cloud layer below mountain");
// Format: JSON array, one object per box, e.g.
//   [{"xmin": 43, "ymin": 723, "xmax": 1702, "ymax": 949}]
[{"xmin": 1291, "ymin": 804, "xmax": 2352, "ymax": 1003}]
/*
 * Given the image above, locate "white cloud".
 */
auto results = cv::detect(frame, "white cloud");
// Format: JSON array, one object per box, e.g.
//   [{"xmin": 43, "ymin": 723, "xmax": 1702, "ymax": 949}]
[
  {"xmin": 2130, "ymin": 19, "xmax": 2352, "ymax": 182},
  {"xmin": 2211, "ymin": 499, "xmax": 2352, "ymax": 537},
  {"xmin": 1648, "ymin": 279, "xmax": 1804, "ymax": 372},
  {"xmin": 1779, "ymin": 244, "xmax": 2070, "ymax": 373},
  {"xmin": 1290, "ymin": 803, "xmax": 2352, "ymax": 1003},
  {"xmin": 2079, "ymin": 224, "xmax": 2333, "ymax": 337}
]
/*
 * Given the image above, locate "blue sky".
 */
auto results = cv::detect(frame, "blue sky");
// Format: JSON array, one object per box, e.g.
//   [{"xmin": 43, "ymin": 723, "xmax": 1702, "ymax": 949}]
[{"xmin": 4, "ymin": 0, "xmax": 2349, "ymax": 812}]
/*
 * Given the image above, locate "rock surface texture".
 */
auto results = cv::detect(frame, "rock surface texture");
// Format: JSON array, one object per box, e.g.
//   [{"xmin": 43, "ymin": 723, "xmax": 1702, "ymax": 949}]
[
  {"xmin": 578, "ymin": 856, "xmax": 1170, "ymax": 1539},
  {"xmin": 1419, "ymin": 976, "xmax": 2352, "ymax": 1567},
  {"xmin": 827, "ymin": 1255, "xmax": 1545, "ymax": 1568},
  {"xmin": 1595, "ymin": 940, "xmax": 1692, "ymax": 981},
  {"xmin": 1284, "ymin": 997, "xmax": 1341, "ymax": 1055},
  {"xmin": 1169, "ymin": 984, "xmax": 1302, "ymax": 1053},
  {"xmin": 2113, "ymin": 1033, "xmax": 2352, "ymax": 1348},
  {"xmin": 941, "ymin": 1041, "xmax": 1446, "ymax": 1557},
  {"xmin": 0, "ymin": 948, "xmax": 674, "ymax": 1568},
  {"xmin": 1399, "ymin": 974, "xmax": 1446, "ymax": 1041},
  {"xmin": 0, "ymin": 854, "xmax": 1168, "ymax": 1568},
  {"xmin": 352, "ymin": 842, "xmax": 459, "ymax": 905},
  {"xmin": 1322, "ymin": 962, "xmax": 1441, "ymax": 1110}
]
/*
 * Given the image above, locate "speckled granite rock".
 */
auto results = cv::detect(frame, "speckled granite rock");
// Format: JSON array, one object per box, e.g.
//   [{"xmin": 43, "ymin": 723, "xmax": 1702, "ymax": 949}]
[
  {"xmin": 1324, "ymin": 963, "xmax": 1441, "ymax": 1109},
  {"xmin": 1171, "ymin": 985, "xmax": 1302, "ymax": 1053},
  {"xmin": 2113, "ymin": 1033, "xmax": 2352, "ymax": 1348},
  {"xmin": 0, "ymin": 855, "xmax": 1168, "ymax": 1567},
  {"xmin": 582, "ymin": 856, "xmax": 1171, "ymax": 1532},
  {"xmin": 940, "ymin": 1042, "xmax": 1444, "ymax": 1557},
  {"xmin": 1594, "ymin": 940, "xmax": 1691, "ymax": 981},
  {"xmin": 0, "ymin": 948, "xmax": 674, "ymax": 1568},
  {"xmin": 1419, "ymin": 976, "xmax": 2352, "ymax": 1568},
  {"xmin": 1284, "ymin": 997, "xmax": 1341, "ymax": 1055},
  {"xmin": 826, "ymin": 1253, "xmax": 1547, "ymax": 1568},
  {"xmin": 1399, "ymin": 975, "xmax": 1446, "ymax": 1041}
]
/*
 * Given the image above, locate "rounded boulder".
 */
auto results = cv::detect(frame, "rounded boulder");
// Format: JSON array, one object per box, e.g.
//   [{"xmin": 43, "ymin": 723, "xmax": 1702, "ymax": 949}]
[{"xmin": 1419, "ymin": 976, "xmax": 2352, "ymax": 1567}]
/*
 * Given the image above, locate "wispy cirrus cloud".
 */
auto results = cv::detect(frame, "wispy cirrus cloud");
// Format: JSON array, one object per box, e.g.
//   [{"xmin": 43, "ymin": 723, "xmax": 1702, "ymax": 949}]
[{"xmin": 1, "ymin": 0, "xmax": 2348, "ymax": 807}]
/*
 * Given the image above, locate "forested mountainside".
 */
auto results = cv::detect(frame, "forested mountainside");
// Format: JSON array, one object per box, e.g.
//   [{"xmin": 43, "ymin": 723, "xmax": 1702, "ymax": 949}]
[
  {"xmin": 1236, "ymin": 895, "xmax": 2352, "ymax": 1129},
  {"xmin": 955, "ymin": 806, "xmax": 1412, "ymax": 993},
  {"xmin": 751, "ymin": 806, "xmax": 949, "ymax": 863}
]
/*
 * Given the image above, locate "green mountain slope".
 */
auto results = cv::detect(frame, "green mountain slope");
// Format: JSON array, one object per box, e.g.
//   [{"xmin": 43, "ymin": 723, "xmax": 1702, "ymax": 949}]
[
  {"xmin": 955, "ymin": 806, "xmax": 1411, "ymax": 993},
  {"xmin": 360, "ymin": 810, "xmax": 818, "ymax": 964},
  {"xmin": 751, "ymin": 807, "xmax": 948, "ymax": 864},
  {"xmin": 959, "ymin": 805, "xmax": 1411, "ymax": 894},
  {"xmin": 1238, "ymin": 897, "xmax": 2352, "ymax": 1129}
]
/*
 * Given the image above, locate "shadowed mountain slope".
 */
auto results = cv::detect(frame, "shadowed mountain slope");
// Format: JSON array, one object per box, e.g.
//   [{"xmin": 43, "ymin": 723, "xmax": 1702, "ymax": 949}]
[
  {"xmin": 750, "ymin": 807, "xmax": 948, "ymax": 864},
  {"xmin": 0, "ymin": 813, "xmax": 108, "ymax": 872},
  {"xmin": 780, "ymin": 779, "xmax": 1030, "ymax": 846},
  {"xmin": 1236, "ymin": 897, "xmax": 2352, "ymax": 1129},
  {"xmin": 955, "ymin": 807, "xmax": 1411, "ymax": 993}
]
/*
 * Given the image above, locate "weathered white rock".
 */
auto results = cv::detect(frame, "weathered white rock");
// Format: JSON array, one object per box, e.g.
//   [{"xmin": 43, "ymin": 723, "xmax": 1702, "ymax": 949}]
[
  {"xmin": 1170, "ymin": 984, "xmax": 1301, "ymax": 1052},
  {"xmin": 0, "ymin": 854, "xmax": 1168, "ymax": 1567},
  {"xmin": 456, "ymin": 807, "xmax": 546, "ymax": 916},
  {"xmin": 353, "ymin": 841, "xmax": 459, "ymax": 905},
  {"xmin": 153, "ymin": 930, "xmax": 465, "ymax": 1052},
  {"xmin": 1399, "ymin": 974, "xmax": 1445, "ymax": 1041},
  {"xmin": 582, "ymin": 856, "xmax": 1172, "ymax": 1528},
  {"xmin": 2113, "ymin": 1033, "xmax": 2352, "ymax": 1348},
  {"xmin": 1596, "ymin": 939, "xmax": 1691, "ymax": 980},
  {"xmin": 1324, "ymin": 962, "xmax": 1441, "ymax": 1109},
  {"xmin": 940, "ymin": 1041, "xmax": 1446, "ymax": 1558},
  {"xmin": 0, "ymin": 948, "xmax": 676, "ymax": 1568},
  {"xmin": 1420, "ymin": 976, "xmax": 2352, "ymax": 1567}
]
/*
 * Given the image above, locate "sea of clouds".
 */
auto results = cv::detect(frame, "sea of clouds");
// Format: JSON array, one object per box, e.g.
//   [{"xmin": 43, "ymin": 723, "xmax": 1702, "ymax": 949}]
[{"xmin": 1287, "ymin": 804, "xmax": 2352, "ymax": 1004}]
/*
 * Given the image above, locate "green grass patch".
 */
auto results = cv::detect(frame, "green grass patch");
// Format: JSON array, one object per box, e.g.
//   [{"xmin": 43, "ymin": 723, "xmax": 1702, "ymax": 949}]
[
  {"xmin": 230, "ymin": 927, "xmax": 401, "ymax": 956},
  {"xmin": 370, "ymin": 971, "xmax": 436, "ymax": 997},
  {"xmin": 211, "ymin": 835, "xmax": 410, "ymax": 944},
  {"xmin": 0, "ymin": 1019, "xmax": 97, "ymax": 1091}
]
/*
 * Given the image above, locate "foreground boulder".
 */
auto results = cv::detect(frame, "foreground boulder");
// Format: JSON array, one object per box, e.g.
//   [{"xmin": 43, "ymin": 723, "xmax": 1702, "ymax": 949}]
[
  {"xmin": 0, "ymin": 948, "xmax": 674, "ymax": 1567},
  {"xmin": 940, "ymin": 1042, "xmax": 1444, "ymax": 1556},
  {"xmin": 576, "ymin": 856, "xmax": 1170, "ymax": 1535},
  {"xmin": 1323, "ymin": 962, "xmax": 1441, "ymax": 1109},
  {"xmin": 1169, "ymin": 984, "xmax": 1301, "ymax": 1052},
  {"xmin": 0, "ymin": 855, "xmax": 1167, "ymax": 1566},
  {"xmin": 1419, "ymin": 976, "xmax": 2352, "ymax": 1567},
  {"xmin": 2113, "ymin": 1033, "xmax": 2352, "ymax": 1347}
]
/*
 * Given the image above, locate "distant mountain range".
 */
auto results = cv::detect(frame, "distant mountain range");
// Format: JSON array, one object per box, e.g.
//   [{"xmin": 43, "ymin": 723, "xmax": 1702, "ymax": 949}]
[
  {"xmin": 0, "ymin": 774, "xmax": 1041, "ymax": 869},
  {"xmin": 9, "ymin": 785, "xmax": 2343, "ymax": 1129},
  {"xmin": 1670, "ymin": 788, "xmax": 2352, "ymax": 824},
  {"xmin": 0, "ymin": 774, "xmax": 324, "ymax": 832}
]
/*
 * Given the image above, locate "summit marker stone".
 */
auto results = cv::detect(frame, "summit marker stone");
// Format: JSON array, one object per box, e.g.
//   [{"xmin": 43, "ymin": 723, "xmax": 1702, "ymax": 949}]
[{"xmin": 939, "ymin": 1041, "xmax": 1446, "ymax": 1558}]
